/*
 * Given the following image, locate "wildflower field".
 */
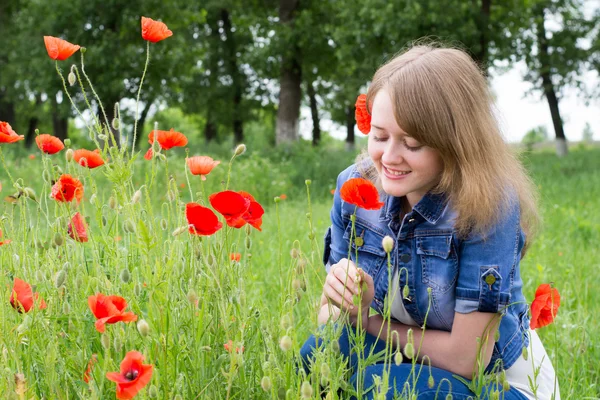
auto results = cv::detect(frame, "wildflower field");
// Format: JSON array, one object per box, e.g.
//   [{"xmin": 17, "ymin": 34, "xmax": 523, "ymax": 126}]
[{"xmin": 0, "ymin": 17, "xmax": 599, "ymax": 400}]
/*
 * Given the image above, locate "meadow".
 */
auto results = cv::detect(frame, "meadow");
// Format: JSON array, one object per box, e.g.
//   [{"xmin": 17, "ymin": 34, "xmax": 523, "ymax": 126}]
[{"xmin": 0, "ymin": 136, "xmax": 599, "ymax": 399}]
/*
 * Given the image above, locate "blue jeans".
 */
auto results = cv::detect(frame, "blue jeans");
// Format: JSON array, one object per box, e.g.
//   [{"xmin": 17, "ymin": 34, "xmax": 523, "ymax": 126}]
[{"xmin": 300, "ymin": 324, "xmax": 528, "ymax": 400}]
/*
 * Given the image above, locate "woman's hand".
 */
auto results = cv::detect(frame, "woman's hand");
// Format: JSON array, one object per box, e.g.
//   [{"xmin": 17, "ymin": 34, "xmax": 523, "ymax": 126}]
[{"xmin": 322, "ymin": 258, "xmax": 375, "ymax": 322}]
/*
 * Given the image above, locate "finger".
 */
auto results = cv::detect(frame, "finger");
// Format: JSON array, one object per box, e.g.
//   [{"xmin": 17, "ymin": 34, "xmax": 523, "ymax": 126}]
[
  {"xmin": 323, "ymin": 283, "xmax": 354, "ymax": 311},
  {"xmin": 325, "ymin": 274, "xmax": 356, "ymax": 307},
  {"xmin": 332, "ymin": 263, "xmax": 358, "ymax": 294},
  {"xmin": 359, "ymin": 269, "xmax": 374, "ymax": 292}
]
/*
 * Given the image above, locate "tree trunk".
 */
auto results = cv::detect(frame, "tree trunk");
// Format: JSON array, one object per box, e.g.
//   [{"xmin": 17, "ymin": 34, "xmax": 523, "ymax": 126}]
[
  {"xmin": 52, "ymin": 114, "xmax": 68, "ymax": 141},
  {"xmin": 307, "ymin": 80, "xmax": 321, "ymax": 146},
  {"xmin": 0, "ymin": 93, "xmax": 16, "ymax": 126},
  {"xmin": 345, "ymin": 105, "xmax": 355, "ymax": 151},
  {"xmin": 221, "ymin": 8, "xmax": 244, "ymax": 145},
  {"xmin": 476, "ymin": 0, "xmax": 491, "ymax": 75},
  {"xmin": 276, "ymin": 0, "xmax": 302, "ymax": 145},
  {"xmin": 536, "ymin": 5, "xmax": 567, "ymax": 156},
  {"xmin": 204, "ymin": 109, "xmax": 217, "ymax": 142},
  {"xmin": 136, "ymin": 98, "xmax": 155, "ymax": 147}
]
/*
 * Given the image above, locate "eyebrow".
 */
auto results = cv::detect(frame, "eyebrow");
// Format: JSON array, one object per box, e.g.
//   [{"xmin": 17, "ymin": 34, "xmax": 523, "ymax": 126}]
[{"xmin": 370, "ymin": 124, "xmax": 410, "ymax": 137}]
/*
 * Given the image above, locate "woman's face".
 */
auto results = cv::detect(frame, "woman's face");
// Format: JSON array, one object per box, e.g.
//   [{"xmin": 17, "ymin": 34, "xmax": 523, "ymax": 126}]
[{"xmin": 367, "ymin": 88, "xmax": 444, "ymax": 208}]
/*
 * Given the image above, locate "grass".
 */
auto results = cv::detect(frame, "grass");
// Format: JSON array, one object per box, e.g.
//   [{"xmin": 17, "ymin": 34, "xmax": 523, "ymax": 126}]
[{"xmin": 0, "ymin": 143, "xmax": 598, "ymax": 399}]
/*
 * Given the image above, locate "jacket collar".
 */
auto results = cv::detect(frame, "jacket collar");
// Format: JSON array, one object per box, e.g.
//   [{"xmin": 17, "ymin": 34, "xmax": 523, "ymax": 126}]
[{"xmin": 379, "ymin": 191, "xmax": 448, "ymax": 224}]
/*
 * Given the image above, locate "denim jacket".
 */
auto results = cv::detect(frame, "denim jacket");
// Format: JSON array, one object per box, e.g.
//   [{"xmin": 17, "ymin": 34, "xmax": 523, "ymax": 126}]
[{"xmin": 323, "ymin": 164, "xmax": 530, "ymax": 370}]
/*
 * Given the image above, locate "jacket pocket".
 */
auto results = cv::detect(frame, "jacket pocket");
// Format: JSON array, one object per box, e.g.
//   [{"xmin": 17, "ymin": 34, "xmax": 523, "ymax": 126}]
[
  {"xmin": 342, "ymin": 220, "xmax": 387, "ymax": 276},
  {"xmin": 417, "ymin": 234, "xmax": 458, "ymax": 293}
]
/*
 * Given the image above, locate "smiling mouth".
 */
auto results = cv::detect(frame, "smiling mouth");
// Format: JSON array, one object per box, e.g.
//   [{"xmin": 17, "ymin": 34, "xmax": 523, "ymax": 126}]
[{"xmin": 384, "ymin": 166, "xmax": 411, "ymax": 176}]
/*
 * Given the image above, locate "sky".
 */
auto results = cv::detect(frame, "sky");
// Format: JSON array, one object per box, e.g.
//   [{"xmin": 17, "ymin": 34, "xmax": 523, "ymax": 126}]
[{"xmin": 300, "ymin": 61, "xmax": 599, "ymax": 144}]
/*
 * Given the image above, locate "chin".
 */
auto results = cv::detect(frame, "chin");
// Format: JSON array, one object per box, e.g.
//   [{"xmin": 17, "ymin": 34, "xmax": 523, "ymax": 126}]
[{"xmin": 380, "ymin": 180, "xmax": 408, "ymax": 197}]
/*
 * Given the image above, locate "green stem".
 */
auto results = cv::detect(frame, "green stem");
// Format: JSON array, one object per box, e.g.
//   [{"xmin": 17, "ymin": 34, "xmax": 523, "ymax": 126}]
[
  {"xmin": 79, "ymin": 51, "xmax": 111, "ymax": 144},
  {"xmin": 132, "ymin": 41, "xmax": 150, "ymax": 157}
]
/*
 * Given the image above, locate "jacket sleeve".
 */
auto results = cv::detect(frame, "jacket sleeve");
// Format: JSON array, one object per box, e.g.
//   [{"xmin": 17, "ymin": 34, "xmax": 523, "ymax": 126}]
[
  {"xmin": 322, "ymin": 165, "xmax": 355, "ymax": 272},
  {"xmin": 454, "ymin": 200, "xmax": 526, "ymax": 314}
]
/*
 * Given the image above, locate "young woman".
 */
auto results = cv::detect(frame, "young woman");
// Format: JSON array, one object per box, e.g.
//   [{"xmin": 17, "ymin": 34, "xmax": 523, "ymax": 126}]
[{"xmin": 300, "ymin": 45, "xmax": 559, "ymax": 399}]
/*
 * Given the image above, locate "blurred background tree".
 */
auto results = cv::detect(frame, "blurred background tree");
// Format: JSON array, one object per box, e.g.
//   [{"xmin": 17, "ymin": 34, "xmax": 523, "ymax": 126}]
[
  {"xmin": 522, "ymin": 125, "xmax": 549, "ymax": 151},
  {"xmin": 0, "ymin": 0, "xmax": 597, "ymax": 156}
]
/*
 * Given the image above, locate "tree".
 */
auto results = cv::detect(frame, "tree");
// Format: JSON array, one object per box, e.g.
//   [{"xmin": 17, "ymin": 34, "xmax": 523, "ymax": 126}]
[
  {"xmin": 522, "ymin": 125, "xmax": 549, "ymax": 151},
  {"xmin": 582, "ymin": 122, "xmax": 594, "ymax": 142}
]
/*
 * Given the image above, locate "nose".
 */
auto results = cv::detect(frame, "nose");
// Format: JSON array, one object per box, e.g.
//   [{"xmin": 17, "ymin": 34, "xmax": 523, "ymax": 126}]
[{"xmin": 381, "ymin": 140, "xmax": 405, "ymax": 165}]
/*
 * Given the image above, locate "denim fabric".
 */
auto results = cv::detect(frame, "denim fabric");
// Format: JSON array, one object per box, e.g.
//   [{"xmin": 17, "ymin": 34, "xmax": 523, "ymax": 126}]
[
  {"xmin": 300, "ymin": 324, "xmax": 528, "ymax": 399},
  {"xmin": 322, "ymin": 164, "xmax": 530, "ymax": 370}
]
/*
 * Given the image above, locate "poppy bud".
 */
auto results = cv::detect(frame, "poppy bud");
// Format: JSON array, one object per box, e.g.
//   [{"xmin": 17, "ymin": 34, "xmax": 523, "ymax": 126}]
[
  {"xmin": 382, "ymin": 236, "xmax": 394, "ymax": 253},
  {"xmin": 134, "ymin": 282, "xmax": 142, "ymax": 297},
  {"xmin": 428, "ymin": 375, "xmax": 435, "ymax": 389},
  {"xmin": 113, "ymin": 336, "xmax": 122, "ymax": 353},
  {"xmin": 305, "ymin": 179, "xmax": 312, "ymax": 186},
  {"xmin": 260, "ymin": 376, "xmax": 272, "ymax": 392},
  {"xmin": 157, "ymin": 153, "xmax": 167, "ymax": 161},
  {"xmin": 137, "ymin": 319, "xmax": 150, "ymax": 337},
  {"xmin": 245, "ymin": 236, "xmax": 252, "ymax": 249},
  {"xmin": 68, "ymin": 71, "xmax": 77, "ymax": 86},
  {"xmin": 101, "ymin": 216, "xmax": 107, "ymax": 227},
  {"xmin": 280, "ymin": 314, "xmax": 292, "ymax": 330},
  {"xmin": 495, "ymin": 330, "xmax": 500, "ymax": 342},
  {"xmin": 23, "ymin": 187, "xmax": 36, "ymax": 200},
  {"xmin": 120, "ymin": 268, "xmax": 131, "ymax": 283},
  {"xmin": 446, "ymin": 394, "xmax": 453, "ymax": 400},
  {"xmin": 279, "ymin": 335, "xmax": 292, "ymax": 351},
  {"xmin": 111, "ymin": 118, "xmax": 120, "ymax": 131},
  {"xmin": 98, "ymin": 134, "xmax": 107, "ymax": 141},
  {"xmin": 54, "ymin": 232, "xmax": 64, "ymax": 247},
  {"xmin": 522, "ymin": 346, "xmax": 528, "ymax": 361},
  {"xmin": 123, "ymin": 219, "xmax": 136, "ymax": 233},
  {"xmin": 148, "ymin": 385, "xmax": 159, "ymax": 398},
  {"xmin": 320, "ymin": 362, "xmax": 331, "ymax": 379},
  {"xmin": 75, "ymin": 276, "xmax": 83, "ymax": 290},
  {"xmin": 404, "ymin": 342, "xmax": 415, "ymax": 359},
  {"xmin": 35, "ymin": 270, "xmax": 44, "ymax": 281},
  {"xmin": 300, "ymin": 381, "xmax": 313, "ymax": 399},
  {"xmin": 63, "ymin": 138, "xmax": 71, "ymax": 147},
  {"xmin": 54, "ymin": 269, "xmax": 67, "ymax": 288},
  {"xmin": 160, "ymin": 219, "xmax": 168, "ymax": 231},
  {"xmin": 331, "ymin": 339, "xmax": 340, "ymax": 353},
  {"xmin": 101, "ymin": 334, "xmax": 110, "ymax": 349},
  {"xmin": 65, "ymin": 149, "xmax": 74, "ymax": 162},
  {"xmin": 297, "ymin": 258, "xmax": 307, "ymax": 274},
  {"xmin": 290, "ymin": 248, "xmax": 299, "ymax": 259},
  {"xmin": 394, "ymin": 350, "xmax": 403, "ymax": 366},
  {"xmin": 320, "ymin": 375, "xmax": 328, "ymax": 387},
  {"xmin": 307, "ymin": 231, "xmax": 315, "ymax": 240},
  {"xmin": 108, "ymin": 196, "xmax": 117, "ymax": 210},
  {"xmin": 292, "ymin": 278, "xmax": 302, "ymax": 292},
  {"xmin": 273, "ymin": 196, "xmax": 281, "ymax": 203},
  {"xmin": 131, "ymin": 190, "xmax": 142, "ymax": 205},
  {"xmin": 234, "ymin": 144, "xmax": 246, "ymax": 156},
  {"xmin": 491, "ymin": 390, "xmax": 500, "ymax": 400},
  {"xmin": 187, "ymin": 290, "xmax": 198, "ymax": 305},
  {"xmin": 172, "ymin": 225, "xmax": 188, "ymax": 236},
  {"xmin": 403, "ymin": 284, "xmax": 410, "ymax": 299}
]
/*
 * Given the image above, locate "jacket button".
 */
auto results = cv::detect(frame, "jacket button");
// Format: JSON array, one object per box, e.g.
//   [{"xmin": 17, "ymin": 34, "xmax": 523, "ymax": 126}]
[
  {"xmin": 408, "ymin": 218, "xmax": 415, "ymax": 223},
  {"xmin": 400, "ymin": 253, "xmax": 411, "ymax": 263}
]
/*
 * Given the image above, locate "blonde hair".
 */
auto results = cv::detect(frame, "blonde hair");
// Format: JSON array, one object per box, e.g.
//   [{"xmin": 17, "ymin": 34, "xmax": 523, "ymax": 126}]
[{"xmin": 358, "ymin": 43, "xmax": 540, "ymax": 251}]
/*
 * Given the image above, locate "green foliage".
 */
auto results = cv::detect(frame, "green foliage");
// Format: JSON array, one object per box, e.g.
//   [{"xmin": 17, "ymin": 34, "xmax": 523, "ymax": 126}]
[
  {"xmin": 522, "ymin": 125, "xmax": 549, "ymax": 151},
  {"xmin": 582, "ymin": 122, "xmax": 594, "ymax": 142}
]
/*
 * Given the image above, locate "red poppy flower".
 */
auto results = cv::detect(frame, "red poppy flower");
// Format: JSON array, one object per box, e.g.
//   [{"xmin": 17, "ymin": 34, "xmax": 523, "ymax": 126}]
[
  {"xmin": 68, "ymin": 212, "xmax": 88, "ymax": 243},
  {"xmin": 0, "ymin": 121, "xmax": 24, "ymax": 143},
  {"xmin": 223, "ymin": 340, "xmax": 244, "ymax": 353},
  {"xmin": 229, "ymin": 253, "xmax": 241, "ymax": 262},
  {"xmin": 355, "ymin": 94, "xmax": 371, "ymax": 135},
  {"xmin": 106, "ymin": 351, "xmax": 153, "ymax": 400},
  {"xmin": 186, "ymin": 156, "xmax": 221, "ymax": 181},
  {"xmin": 0, "ymin": 228, "xmax": 11, "ymax": 246},
  {"xmin": 229, "ymin": 191, "xmax": 264, "ymax": 231},
  {"xmin": 185, "ymin": 203, "xmax": 223, "ymax": 236},
  {"xmin": 209, "ymin": 191, "xmax": 251, "ymax": 226},
  {"xmin": 340, "ymin": 177, "xmax": 384, "ymax": 210},
  {"xmin": 51, "ymin": 174, "xmax": 84, "ymax": 203},
  {"xmin": 279, "ymin": 194, "xmax": 287, "ymax": 200},
  {"xmin": 43, "ymin": 36, "xmax": 80, "ymax": 61},
  {"xmin": 144, "ymin": 128, "xmax": 187, "ymax": 159},
  {"xmin": 35, "ymin": 134, "xmax": 64, "ymax": 154},
  {"xmin": 141, "ymin": 17, "xmax": 173, "ymax": 43},
  {"xmin": 83, "ymin": 354, "xmax": 98, "ymax": 384},
  {"xmin": 88, "ymin": 293, "xmax": 138, "ymax": 333},
  {"xmin": 530, "ymin": 284, "xmax": 561, "ymax": 330},
  {"xmin": 9, "ymin": 278, "xmax": 47, "ymax": 313},
  {"xmin": 73, "ymin": 149, "xmax": 105, "ymax": 168}
]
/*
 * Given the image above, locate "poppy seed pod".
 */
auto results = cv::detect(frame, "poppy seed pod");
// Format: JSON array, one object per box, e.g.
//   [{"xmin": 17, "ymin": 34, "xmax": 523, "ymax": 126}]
[
  {"xmin": 137, "ymin": 319, "xmax": 150, "ymax": 337},
  {"xmin": 260, "ymin": 376, "xmax": 272, "ymax": 392},
  {"xmin": 234, "ymin": 144, "xmax": 246, "ymax": 156},
  {"xmin": 65, "ymin": 148, "xmax": 74, "ymax": 162},
  {"xmin": 111, "ymin": 118, "xmax": 120, "ymax": 131},
  {"xmin": 382, "ymin": 236, "xmax": 394, "ymax": 253},
  {"xmin": 279, "ymin": 335, "xmax": 292, "ymax": 351}
]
